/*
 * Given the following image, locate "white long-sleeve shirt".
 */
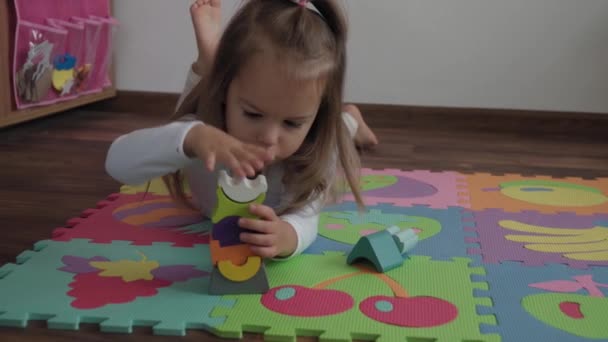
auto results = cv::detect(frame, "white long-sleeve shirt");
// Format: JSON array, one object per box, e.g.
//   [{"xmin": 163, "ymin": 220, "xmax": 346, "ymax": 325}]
[{"xmin": 106, "ymin": 67, "xmax": 358, "ymax": 258}]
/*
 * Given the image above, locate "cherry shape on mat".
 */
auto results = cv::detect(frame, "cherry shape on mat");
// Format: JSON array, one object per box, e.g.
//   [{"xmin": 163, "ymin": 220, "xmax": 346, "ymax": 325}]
[
  {"xmin": 261, "ymin": 285, "xmax": 354, "ymax": 317},
  {"xmin": 360, "ymin": 295, "xmax": 458, "ymax": 327}
]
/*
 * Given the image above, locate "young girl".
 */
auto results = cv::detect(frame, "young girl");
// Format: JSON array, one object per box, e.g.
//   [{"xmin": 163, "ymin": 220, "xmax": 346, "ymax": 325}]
[
  {"xmin": 186, "ymin": 0, "xmax": 378, "ymax": 148},
  {"xmin": 106, "ymin": 0, "xmax": 365, "ymax": 260}
]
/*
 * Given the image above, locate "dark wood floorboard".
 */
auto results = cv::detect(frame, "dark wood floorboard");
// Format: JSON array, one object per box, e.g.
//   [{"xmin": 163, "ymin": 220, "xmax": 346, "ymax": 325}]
[{"xmin": 1, "ymin": 107, "xmax": 608, "ymax": 341}]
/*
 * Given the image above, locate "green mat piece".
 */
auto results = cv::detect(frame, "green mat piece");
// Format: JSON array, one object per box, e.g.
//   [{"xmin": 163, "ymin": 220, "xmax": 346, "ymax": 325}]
[{"xmin": 211, "ymin": 253, "xmax": 499, "ymax": 342}]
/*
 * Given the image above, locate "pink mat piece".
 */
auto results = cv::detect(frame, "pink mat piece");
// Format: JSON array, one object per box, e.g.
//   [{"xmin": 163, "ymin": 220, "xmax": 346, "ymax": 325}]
[
  {"xmin": 52, "ymin": 193, "xmax": 210, "ymax": 247},
  {"xmin": 343, "ymin": 168, "xmax": 467, "ymax": 208}
]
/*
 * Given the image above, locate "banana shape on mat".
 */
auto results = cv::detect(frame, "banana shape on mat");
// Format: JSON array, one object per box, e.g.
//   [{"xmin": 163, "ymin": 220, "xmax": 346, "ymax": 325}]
[{"xmin": 500, "ymin": 220, "xmax": 608, "ymax": 261}]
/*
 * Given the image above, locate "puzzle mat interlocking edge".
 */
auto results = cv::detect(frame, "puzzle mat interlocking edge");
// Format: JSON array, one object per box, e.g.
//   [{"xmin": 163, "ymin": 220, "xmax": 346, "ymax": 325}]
[{"xmin": 1, "ymin": 168, "xmax": 607, "ymax": 341}]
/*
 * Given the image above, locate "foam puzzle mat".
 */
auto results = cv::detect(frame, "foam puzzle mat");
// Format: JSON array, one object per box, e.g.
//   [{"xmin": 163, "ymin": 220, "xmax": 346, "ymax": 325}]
[{"xmin": 1, "ymin": 168, "xmax": 607, "ymax": 341}]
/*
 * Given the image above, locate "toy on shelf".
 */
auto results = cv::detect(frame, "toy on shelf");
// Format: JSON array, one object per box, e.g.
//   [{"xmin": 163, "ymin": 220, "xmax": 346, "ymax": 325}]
[
  {"xmin": 10, "ymin": 0, "xmax": 118, "ymax": 110},
  {"xmin": 52, "ymin": 53, "xmax": 76, "ymax": 95},
  {"xmin": 347, "ymin": 226, "xmax": 419, "ymax": 273},
  {"xmin": 208, "ymin": 170, "xmax": 270, "ymax": 295},
  {"xmin": 16, "ymin": 40, "xmax": 54, "ymax": 103}
]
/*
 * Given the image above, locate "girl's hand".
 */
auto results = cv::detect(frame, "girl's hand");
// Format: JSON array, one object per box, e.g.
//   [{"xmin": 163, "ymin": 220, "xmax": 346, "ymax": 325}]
[
  {"xmin": 183, "ymin": 124, "xmax": 272, "ymax": 178},
  {"xmin": 238, "ymin": 204, "xmax": 298, "ymax": 258}
]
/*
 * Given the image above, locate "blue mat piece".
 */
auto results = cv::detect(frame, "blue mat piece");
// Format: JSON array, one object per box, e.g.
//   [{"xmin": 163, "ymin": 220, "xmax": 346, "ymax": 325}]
[
  {"xmin": 477, "ymin": 261, "xmax": 608, "ymax": 342},
  {"xmin": 0, "ymin": 239, "xmax": 234, "ymax": 335},
  {"xmin": 317, "ymin": 202, "xmax": 471, "ymax": 260}
]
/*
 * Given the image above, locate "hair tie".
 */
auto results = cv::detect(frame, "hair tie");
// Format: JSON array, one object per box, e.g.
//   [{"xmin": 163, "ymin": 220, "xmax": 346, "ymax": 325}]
[{"xmin": 289, "ymin": 0, "xmax": 324, "ymax": 19}]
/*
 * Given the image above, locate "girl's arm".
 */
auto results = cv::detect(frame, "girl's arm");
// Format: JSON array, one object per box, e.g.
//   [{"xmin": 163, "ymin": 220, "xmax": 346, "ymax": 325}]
[
  {"xmin": 270, "ymin": 112, "xmax": 358, "ymax": 258},
  {"xmin": 105, "ymin": 120, "xmax": 202, "ymax": 185},
  {"xmin": 278, "ymin": 196, "xmax": 324, "ymax": 259},
  {"xmin": 278, "ymin": 112, "xmax": 357, "ymax": 255},
  {"xmin": 107, "ymin": 118, "xmax": 270, "ymax": 186}
]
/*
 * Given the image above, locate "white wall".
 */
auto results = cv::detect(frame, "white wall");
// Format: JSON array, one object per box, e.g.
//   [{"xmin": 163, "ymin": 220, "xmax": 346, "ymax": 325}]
[{"xmin": 113, "ymin": 0, "xmax": 608, "ymax": 113}]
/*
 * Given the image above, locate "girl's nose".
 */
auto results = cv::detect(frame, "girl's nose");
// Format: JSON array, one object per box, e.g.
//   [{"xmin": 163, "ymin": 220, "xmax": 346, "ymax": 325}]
[{"xmin": 257, "ymin": 126, "xmax": 280, "ymax": 147}]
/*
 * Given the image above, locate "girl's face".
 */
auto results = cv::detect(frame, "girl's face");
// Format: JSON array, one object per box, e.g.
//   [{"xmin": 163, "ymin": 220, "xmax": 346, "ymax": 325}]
[{"xmin": 225, "ymin": 52, "xmax": 323, "ymax": 162}]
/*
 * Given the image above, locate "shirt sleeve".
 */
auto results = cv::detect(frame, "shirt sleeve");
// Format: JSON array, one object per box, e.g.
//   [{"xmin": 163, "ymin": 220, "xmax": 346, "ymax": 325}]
[
  {"xmin": 175, "ymin": 66, "xmax": 203, "ymax": 113},
  {"xmin": 105, "ymin": 120, "xmax": 203, "ymax": 185},
  {"xmin": 276, "ymin": 195, "xmax": 324, "ymax": 260}
]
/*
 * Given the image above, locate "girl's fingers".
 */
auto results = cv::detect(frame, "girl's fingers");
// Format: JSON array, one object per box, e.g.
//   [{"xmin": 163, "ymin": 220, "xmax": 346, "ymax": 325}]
[
  {"xmin": 245, "ymin": 144, "xmax": 264, "ymax": 154},
  {"xmin": 206, "ymin": 152, "xmax": 216, "ymax": 171},
  {"xmin": 234, "ymin": 150, "xmax": 262, "ymax": 175},
  {"xmin": 235, "ymin": 149, "xmax": 262, "ymax": 172},
  {"xmin": 233, "ymin": 150, "xmax": 255, "ymax": 177},
  {"xmin": 246, "ymin": 144, "xmax": 273, "ymax": 163},
  {"xmin": 216, "ymin": 141, "xmax": 271, "ymax": 179},
  {"xmin": 238, "ymin": 217, "xmax": 272, "ymax": 233},
  {"xmin": 242, "ymin": 163, "xmax": 256, "ymax": 178},
  {"xmin": 248, "ymin": 204, "xmax": 277, "ymax": 221},
  {"xmin": 252, "ymin": 158, "xmax": 265, "ymax": 171},
  {"xmin": 249, "ymin": 245, "xmax": 277, "ymax": 259},
  {"xmin": 225, "ymin": 152, "xmax": 245, "ymax": 178},
  {"xmin": 240, "ymin": 151, "xmax": 263, "ymax": 171},
  {"xmin": 240, "ymin": 231, "xmax": 274, "ymax": 247}
]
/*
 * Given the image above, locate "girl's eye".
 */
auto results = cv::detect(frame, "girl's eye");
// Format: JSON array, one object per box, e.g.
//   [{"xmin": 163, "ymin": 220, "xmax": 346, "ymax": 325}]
[
  {"xmin": 284, "ymin": 121, "xmax": 303, "ymax": 129},
  {"xmin": 244, "ymin": 111, "xmax": 262, "ymax": 119}
]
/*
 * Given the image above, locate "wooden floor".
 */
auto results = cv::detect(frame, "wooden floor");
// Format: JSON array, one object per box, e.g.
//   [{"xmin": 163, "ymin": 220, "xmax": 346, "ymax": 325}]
[{"xmin": 1, "ymin": 105, "xmax": 607, "ymax": 341}]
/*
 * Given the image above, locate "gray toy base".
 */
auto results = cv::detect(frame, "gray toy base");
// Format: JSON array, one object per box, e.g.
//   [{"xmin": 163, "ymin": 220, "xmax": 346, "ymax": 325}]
[{"xmin": 208, "ymin": 264, "xmax": 270, "ymax": 295}]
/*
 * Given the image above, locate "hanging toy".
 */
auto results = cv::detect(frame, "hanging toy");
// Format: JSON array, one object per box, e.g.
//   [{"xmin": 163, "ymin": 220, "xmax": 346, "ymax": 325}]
[
  {"xmin": 52, "ymin": 53, "xmax": 77, "ymax": 95},
  {"xmin": 16, "ymin": 40, "xmax": 54, "ymax": 103},
  {"xmin": 74, "ymin": 64, "xmax": 92, "ymax": 92}
]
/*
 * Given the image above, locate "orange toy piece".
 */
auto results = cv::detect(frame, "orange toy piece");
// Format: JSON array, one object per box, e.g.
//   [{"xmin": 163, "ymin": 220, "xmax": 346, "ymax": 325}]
[{"xmin": 209, "ymin": 239, "xmax": 254, "ymax": 266}]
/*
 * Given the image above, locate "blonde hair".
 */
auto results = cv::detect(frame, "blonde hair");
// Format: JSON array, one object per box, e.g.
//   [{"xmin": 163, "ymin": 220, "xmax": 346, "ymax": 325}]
[{"xmin": 166, "ymin": 0, "xmax": 364, "ymax": 214}]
